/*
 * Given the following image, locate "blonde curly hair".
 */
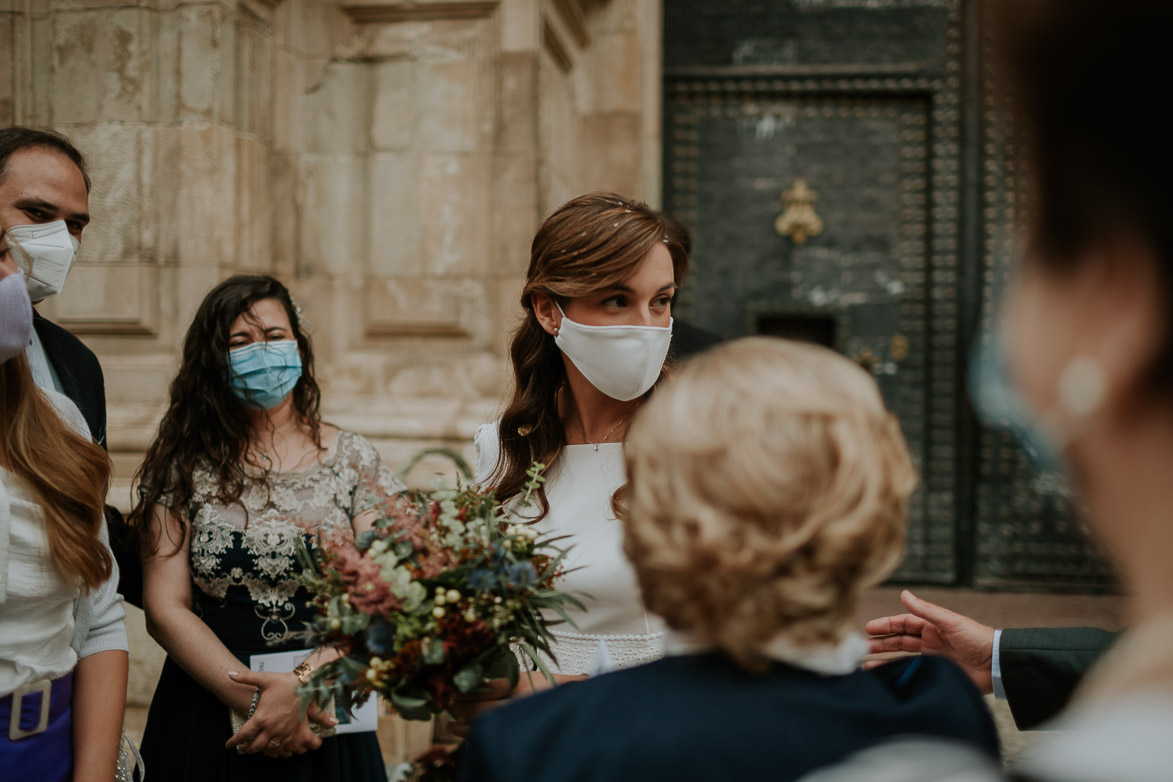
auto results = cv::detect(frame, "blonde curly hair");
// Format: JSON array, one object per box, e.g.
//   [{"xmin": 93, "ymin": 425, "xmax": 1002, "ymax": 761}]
[{"xmin": 622, "ymin": 337, "xmax": 917, "ymax": 670}]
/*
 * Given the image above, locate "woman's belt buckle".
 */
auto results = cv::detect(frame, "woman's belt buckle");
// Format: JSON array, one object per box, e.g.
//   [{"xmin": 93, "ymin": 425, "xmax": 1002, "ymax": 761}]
[{"xmin": 8, "ymin": 679, "xmax": 52, "ymax": 740}]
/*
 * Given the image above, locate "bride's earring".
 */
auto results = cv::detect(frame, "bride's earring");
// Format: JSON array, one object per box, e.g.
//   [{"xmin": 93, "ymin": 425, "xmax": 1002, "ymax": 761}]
[{"xmin": 1057, "ymin": 355, "xmax": 1107, "ymax": 418}]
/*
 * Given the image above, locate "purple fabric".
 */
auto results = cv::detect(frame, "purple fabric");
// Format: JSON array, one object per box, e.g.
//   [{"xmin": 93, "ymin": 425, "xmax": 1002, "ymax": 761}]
[
  {"xmin": 0, "ymin": 674, "xmax": 73, "ymax": 782},
  {"xmin": 0, "ymin": 269, "xmax": 33, "ymax": 364}
]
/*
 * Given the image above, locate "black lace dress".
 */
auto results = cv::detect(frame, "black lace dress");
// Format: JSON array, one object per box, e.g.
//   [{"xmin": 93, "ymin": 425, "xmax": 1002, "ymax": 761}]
[{"xmin": 140, "ymin": 432, "xmax": 402, "ymax": 782}]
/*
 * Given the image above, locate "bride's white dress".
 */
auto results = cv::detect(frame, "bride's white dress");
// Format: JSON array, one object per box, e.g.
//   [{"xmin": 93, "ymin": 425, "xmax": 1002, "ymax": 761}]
[{"xmin": 474, "ymin": 423, "xmax": 665, "ymax": 675}]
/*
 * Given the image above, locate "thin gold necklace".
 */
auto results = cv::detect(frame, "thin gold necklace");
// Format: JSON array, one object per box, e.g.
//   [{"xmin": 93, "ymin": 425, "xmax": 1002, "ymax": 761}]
[{"xmin": 580, "ymin": 407, "xmax": 639, "ymax": 452}]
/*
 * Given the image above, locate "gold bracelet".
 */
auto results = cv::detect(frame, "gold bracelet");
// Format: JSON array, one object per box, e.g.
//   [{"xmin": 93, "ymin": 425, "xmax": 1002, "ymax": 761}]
[{"xmin": 292, "ymin": 660, "xmax": 314, "ymax": 684}]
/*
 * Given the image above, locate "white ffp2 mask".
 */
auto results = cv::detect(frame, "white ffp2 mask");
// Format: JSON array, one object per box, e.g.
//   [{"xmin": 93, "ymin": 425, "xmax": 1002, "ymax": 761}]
[
  {"xmin": 554, "ymin": 305, "xmax": 673, "ymax": 401},
  {"xmin": 6, "ymin": 220, "xmax": 80, "ymax": 302}
]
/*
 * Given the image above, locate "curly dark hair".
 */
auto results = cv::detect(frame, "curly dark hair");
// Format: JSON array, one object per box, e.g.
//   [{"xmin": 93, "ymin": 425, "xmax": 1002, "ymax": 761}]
[{"xmin": 130, "ymin": 274, "xmax": 323, "ymax": 554}]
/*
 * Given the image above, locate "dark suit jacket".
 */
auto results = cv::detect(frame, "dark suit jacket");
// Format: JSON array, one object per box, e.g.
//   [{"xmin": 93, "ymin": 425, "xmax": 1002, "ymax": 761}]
[
  {"xmin": 668, "ymin": 319, "xmax": 723, "ymax": 362},
  {"xmin": 1000, "ymin": 626, "xmax": 1116, "ymax": 730},
  {"xmin": 34, "ymin": 312, "xmax": 143, "ymax": 607},
  {"xmin": 460, "ymin": 652, "xmax": 1000, "ymax": 782},
  {"xmin": 34, "ymin": 313, "xmax": 107, "ymax": 447}
]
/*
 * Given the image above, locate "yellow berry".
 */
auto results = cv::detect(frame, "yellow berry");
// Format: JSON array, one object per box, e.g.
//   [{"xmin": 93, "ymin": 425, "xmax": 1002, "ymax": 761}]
[
  {"xmin": 432, "ymin": 606, "xmax": 446, "ymax": 619},
  {"xmin": 445, "ymin": 589, "xmax": 461, "ymax": 604}
]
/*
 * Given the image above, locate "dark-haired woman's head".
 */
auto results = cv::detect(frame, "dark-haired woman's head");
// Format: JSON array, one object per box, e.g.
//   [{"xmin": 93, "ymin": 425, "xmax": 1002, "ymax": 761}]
[
  {"xmin": 179, "ymin": 274, "xmax": 320, "ymax": 421},
  {"xmin": 132, "ymin": 274, "xmax": 323, "ymax": 551},
  {"xmin": 992, "ymin": 0, "xmax": 1173, "ymax": 565}
]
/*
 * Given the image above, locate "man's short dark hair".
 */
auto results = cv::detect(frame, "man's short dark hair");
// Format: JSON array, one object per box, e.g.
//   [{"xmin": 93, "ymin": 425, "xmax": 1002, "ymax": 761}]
[{"xmin": 0, "ymin": 126, "xmax": 91, "ymax": 193}]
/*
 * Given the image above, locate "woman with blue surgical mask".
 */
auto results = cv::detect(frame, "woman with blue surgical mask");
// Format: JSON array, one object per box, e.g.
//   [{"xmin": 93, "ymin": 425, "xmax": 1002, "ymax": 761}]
[
  {"xmin": 130, "ymin": 275, "xmax": 401, "ymax": 782},
  {"xmin": 451, "ymin": 193, "xmax": 688, "ymax": 734}
]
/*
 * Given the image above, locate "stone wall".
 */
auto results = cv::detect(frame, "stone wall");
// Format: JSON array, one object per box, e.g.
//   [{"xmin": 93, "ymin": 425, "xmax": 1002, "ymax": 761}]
[
  {"xmin": 1, "ymin": 0, "xmax": 661, "ymax": 762},
  {"xmin": 2, "ymin": 0, "xmax": 661, "ymax": 499}
]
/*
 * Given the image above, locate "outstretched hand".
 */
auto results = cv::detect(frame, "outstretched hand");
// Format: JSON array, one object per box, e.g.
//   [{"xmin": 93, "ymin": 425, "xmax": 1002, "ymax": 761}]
[{"xmin": 864, "ymin": 589, "xmax": 995, "ymax": 694}]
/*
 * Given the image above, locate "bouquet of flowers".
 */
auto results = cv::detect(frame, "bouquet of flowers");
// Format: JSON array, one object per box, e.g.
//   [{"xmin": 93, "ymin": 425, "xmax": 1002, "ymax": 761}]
[{"xmin": 295, "ymin": 463, "xmax": 583, "ymax": 720}]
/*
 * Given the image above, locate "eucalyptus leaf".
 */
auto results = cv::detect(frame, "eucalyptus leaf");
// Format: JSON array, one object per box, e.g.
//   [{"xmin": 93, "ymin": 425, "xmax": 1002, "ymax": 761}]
[
  {"xmin": 484, "ymin": 649, "xmax": 520, "ymax": 691},
  {"xmin": 389, "ymin": 690, "xmax": 432, "ymax": 719},
  {"xmin": 422, "ymin": 636, "xmax": 445, "ymax": 665},
  {"xmin": 515, "ymin": 641, "xmax": 557, "ymax": 686},
  {"xmin": 453, "ymin": 664, "xmax": 484, "ymax": 694},
  {"xmin": 395, "ymin": 703, "xmax": 436, "ymax": 722},
  {"xmin": 340, "ymin": 612, "xmax": 371, "ymax": 635}
]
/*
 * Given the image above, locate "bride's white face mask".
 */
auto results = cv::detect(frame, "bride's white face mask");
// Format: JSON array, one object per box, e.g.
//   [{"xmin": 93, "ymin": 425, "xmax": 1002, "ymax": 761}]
[{"xmin": 554, "ymin": 303, "xmax": 673, "ymax": 401}]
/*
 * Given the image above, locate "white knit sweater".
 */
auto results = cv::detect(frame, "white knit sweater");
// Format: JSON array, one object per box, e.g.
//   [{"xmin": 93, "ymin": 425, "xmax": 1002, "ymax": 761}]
[{"xmin": 0, "ymin": 388, "xmax": 127, "ymax": 693}]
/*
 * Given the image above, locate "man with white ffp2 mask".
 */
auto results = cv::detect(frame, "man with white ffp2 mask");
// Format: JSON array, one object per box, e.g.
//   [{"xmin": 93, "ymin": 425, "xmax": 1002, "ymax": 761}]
[
  {"xmin": 7, "ymin": 219, "xmax": 80, "ymax": 304},
  {"xmin": 0, "ymin": 128, "xmax": 90, "ymax": 398},
  {"xmin": 0, "ymin": 126, "xmax": 144, "ymax": 608}
]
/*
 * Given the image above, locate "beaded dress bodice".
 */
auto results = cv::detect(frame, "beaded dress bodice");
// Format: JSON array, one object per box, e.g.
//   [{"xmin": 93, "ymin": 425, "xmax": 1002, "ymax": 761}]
[{"xmin": 174, "ymin": 431, "xmax": 404, "ymax": 654}]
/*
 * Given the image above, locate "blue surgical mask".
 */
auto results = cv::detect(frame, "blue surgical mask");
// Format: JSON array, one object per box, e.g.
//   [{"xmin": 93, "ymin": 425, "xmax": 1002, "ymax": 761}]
[
  {"xmin": 227, "ymin": 340, "xmax": 303, "ymax": 410},
  {"xmin": 968, "ymin": 332, "xmax": 1062, "ymax": 471},
  {"xmin": 970, "ymin": 320, "xmax": 1110, "ymax": 493}
]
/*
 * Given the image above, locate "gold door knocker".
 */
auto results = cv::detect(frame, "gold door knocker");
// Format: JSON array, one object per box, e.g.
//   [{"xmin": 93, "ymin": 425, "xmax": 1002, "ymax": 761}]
[
  {"xmin": 889, "ymin": 333, "xmax": 909, "ymax": 362},
  {"xmin": 774, "ymin": 178, "xmax": 824, "ymax": 246}
]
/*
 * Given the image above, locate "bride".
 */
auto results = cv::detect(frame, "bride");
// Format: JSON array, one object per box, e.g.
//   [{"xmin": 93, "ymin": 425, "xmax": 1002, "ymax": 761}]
[{"xmin": 453, "ymin": 193, "xmax": 688, "ymax": 728}]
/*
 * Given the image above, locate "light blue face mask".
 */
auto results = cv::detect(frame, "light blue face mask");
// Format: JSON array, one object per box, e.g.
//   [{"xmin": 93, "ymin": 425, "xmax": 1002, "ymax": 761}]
[
  {"xmin": 227, "ymin": 339, "xmax": 303, "ymax": 410},
  {"xmin": 968, "ymin": 328, "xmax": 1106, "ymax": 476},
  {"xmin": 968, "ymin": 331, "xmax": 1064, "ymax": 472}
]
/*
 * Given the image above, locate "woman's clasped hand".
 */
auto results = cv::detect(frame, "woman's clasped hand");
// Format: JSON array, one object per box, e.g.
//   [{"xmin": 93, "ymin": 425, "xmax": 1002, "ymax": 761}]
[{"xmin": 223, "ymin": 669, "xmax": 336, "ymax": 757}]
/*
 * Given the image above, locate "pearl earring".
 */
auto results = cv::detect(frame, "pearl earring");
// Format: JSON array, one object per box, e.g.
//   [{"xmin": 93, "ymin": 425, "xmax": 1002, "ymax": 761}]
[{"xmin": 1058, "ymin": 355, "xmax": 1106, "ymax": 417}]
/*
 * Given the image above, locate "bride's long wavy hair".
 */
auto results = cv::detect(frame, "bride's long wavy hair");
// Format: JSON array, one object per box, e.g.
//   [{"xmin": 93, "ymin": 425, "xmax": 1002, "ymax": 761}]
[
  {"xmin": 490, "ymin": 193, "xmax": 689, "ymax": 519},
  {"xmin": 130, "ymin": 274, "xmax": 323, "ymax": 555}
]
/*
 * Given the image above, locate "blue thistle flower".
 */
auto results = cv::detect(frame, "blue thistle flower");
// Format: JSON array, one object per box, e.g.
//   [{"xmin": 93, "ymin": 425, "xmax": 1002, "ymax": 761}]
[
  {"xmin": 505, "ymin": 561, "xmax": 536, "ymax": 588},
  {"xmin": 356, "ymin": 530, "xmax": 380, "ymax": 552},
  {"xmin": 469, "ymin": 568, "xmax": 496, "ymax": 591},
  {"xmin": 365, "ymin": 622, "xmax": 396, "ymax": 655}
]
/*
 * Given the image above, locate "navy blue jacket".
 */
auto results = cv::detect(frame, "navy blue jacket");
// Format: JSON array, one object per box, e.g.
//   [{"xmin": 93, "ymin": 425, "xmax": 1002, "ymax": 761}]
[{"xmin": 460, "ymin": 652, "xmax": 1000, "ymax": 782}]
